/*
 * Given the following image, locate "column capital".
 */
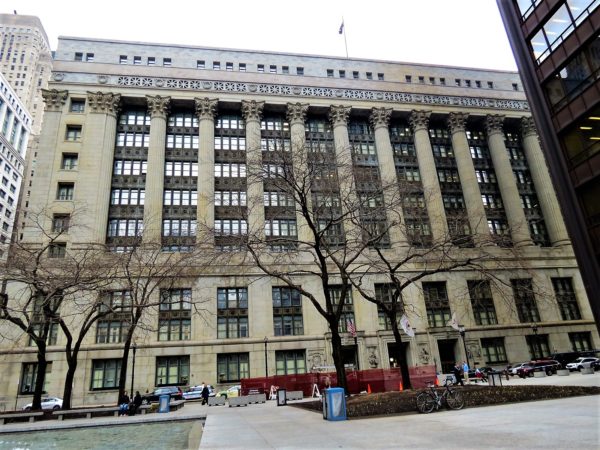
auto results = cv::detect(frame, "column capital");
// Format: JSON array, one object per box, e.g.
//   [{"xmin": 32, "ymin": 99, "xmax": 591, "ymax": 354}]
[
  {"xmin": 329, "ymin": 105, "xmax": 351, "ymax": 127},
  {"xmin": 447, "ymin": 112, "xmax": 469, "ymax": 134},
  {"xmin": 370, "ymin": 107, "xmax": 392, "ymax": 130},
  {"xmin": 241, "ymin": 100, "xmax": 264, "ymax": 123},
  {"xmin": 195, "ymin": 97, "xmax": 218, "ymax": 120},
  {"xmin": 486, "ymin": 114, "xmax": 505, "ymax": 137},
  {"xmin": 146, "ymin": 95, "xmax": 171, "ymax": 119},
  {"xmin": 286, "ymin": 102, "xmax": 309, "ymax": 125},
  {"xmin": 87, "ymin": 92, "xmax": 121, "ymax": 116},
  {"xmin": 520, "ymin": 116, "xmax": 537, "ymax": 138},
  {"xmin": 409, "ymin": 110, "xmax": 431, "ymax": 132},
  {"xmin": 41, "ymin": 89, "xmax": 68, "ymax": 112}
]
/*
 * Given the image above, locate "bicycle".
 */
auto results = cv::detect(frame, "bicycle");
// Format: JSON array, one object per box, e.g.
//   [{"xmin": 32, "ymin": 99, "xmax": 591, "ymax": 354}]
[{"xmin": 416, "ymin": 378, "xmax": 465, "ymax": 413}]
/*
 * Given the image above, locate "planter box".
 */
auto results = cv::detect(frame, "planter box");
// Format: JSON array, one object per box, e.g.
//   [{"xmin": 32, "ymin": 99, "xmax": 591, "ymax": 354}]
[
  {"xmin": 228, "ymin": 396, "xmax": 249, "ymax": 407},
  {"xmin": 581, "ymin": 367, "xmax": 594, "ymax": 375},
  {"xmin": 557, "ymin": 369, "xmax": 570, "ymax": 376},
  {"xmin": 208, "ymin": 396, "xmax": 226, "ymax": 406},
  {"xmin": 247, "ymin": 393, "xmax": 266, "ymax": 404},
  {"xmin": 287, "ymin": 391, "xmax": 304, "ymax": 401},
  {"xmin": 533, "ymin": 371, "xmax": 547, "ymax": 378}
]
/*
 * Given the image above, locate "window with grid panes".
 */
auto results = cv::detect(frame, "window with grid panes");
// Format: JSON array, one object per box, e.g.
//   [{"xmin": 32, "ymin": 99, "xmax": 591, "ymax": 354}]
[
  {"xmin": 165, "ymin": 161, "xmax": 196, "ymax": 177},
  {"xmin": 216, "ymin": 191, "xmax": 247, "ymax": 206},
  {"xmin": 156, "ymin": 356, "xmax": 189, "ymax": 386},
  {"xmin": 217, "ymin": 288, "xmax": 248, "ymax": 339},
  {"xmin": 52, "ymin": 214, "xmax": 70, "ymax": 233},
  {"xmin": 375, "ymin": 284, "xmax": 404, "ymax": 330},
  {"xmin": 49, "ymin": 243, "xmax": 66, "ymax": 258},
  {"xmin": 215, "ymin": 136, "xmax": 246, "ymax": 151},
  {"xmin": 276, "ymin": 350, "xmax": 306, "ymax": 375},
  {"xmin": 20, "ymin": 362, "xmax": 52, "ymax": 394},
  {"xmin": 116, "ymin": 131, "xmax": 150, "ymax": 147},
  {"xmin": 329, "ymin": 286, "xmax": 355, "ymax": 333},
  {"xmin": 511, "ymin": 279, "xmax": 540, "ymax": 323},
  {"xmin": 552, "ymin": 278, "xmax": 581, "ymax": 320},
  {"xmin": 162, "ymin": 219, "xmax": 197, "ymax": 237},
  {"xmin": 405, "ymin": 220, "xmax": 431, "ymax": 247},
  {"xmin": 526, "ymin": 334, "xmax": 550, "ymax": 359},
  {"xmin": 65, "ymin": 125, "xmax": 82, "ymax": 141},
  {"xmin": 96, "ymin": 290, "xmax": 132, "ymax": 344},
  {"xmin": 569, "ymin": 332, "xmax": 593, "ymax": 351},
  {"xmin": 159, "ymin": 289, "xmax": 191, "ymax": 341},
  {"xmin": 265, "ymin": 219, "xmax": 297, "ymax": 237},
  {"xmin": 480, "ymin": 338, "xmax": 507, "ymax": 363},
  {"xmin": 114, "ymin": 160, "xmax": 147, "ymax": 175},
  {"xmin": 214, "ymin": 219, "xmax": 247, "ymax": 235},
  {"xmin": 107, "ymin": 219, "xmax": 144, "ymax": 237},
  {"xmin": 272, "ymin": 287, "xmax": 303, "ymax": 336},
  {"xmin": 317, "ymin": 220, "xmax": 345, "ymax": 247},
  {"xmin": 217, "ymin": 353, "xmax": 249, "ymax": 382},
  {"xmin": 119, "ymin": 111, "xmax": 151, "ymax": 126},
  {"xmin": 163, "ymin": 190, "xmax": 197, "ymax": 206},
  {"xmin": 91, "ymin": 359, "xmax": 121, "ymax": 390},
  {"xmin": 261, "ymin": 137, "xmax": 290, "ymax": 152},
  {"xmin": 214, "ymin": 163, "xmax": 246, "ymax": 177},
  {"xmin": 111, "ymin": 188, "xmax": 145, "ymax": 205},
  {"xmin": 264, "ymin": 191, "xmax": 294, "ymax": 207},
  {"xmin": 28, "ymin": 322, "xmax": 58, "ymax": 346},
  {"xmin": 423, "ymin": 282, "xmax": 451, "ymax": 328},
  {"xmin": 468, "ymin": 281, "xmax": 498, "ymax": 325}
]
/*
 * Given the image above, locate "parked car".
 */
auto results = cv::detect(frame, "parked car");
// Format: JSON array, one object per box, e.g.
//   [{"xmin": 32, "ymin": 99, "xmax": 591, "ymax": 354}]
[
  {"xmin": 565, "ymin": 357, "xmax": 599, "ymax": 371},
  {"xmin": 23, "ymin": 397, "xmax": 63, "ymax": 411},
  {"xmin": 141, "ymin": 386, "xmax": 183, "ymax": 404},
  {"xmin": 182, "ymin": 385, "xmax": 215, "ymax": 400},
  {"xmin": 547, "ymin": 351, "xmax": 598, "ymax": 368},
  {"xmin": 508, "ymin": 363, "xmax": 529, "ymax": 376},
  {"xmin": 217, "ymin": 385, "xmax": 241, "ymax": 399},
  {"xmin": 517, "ymin": 360, "xmax": 561, "ymax": 378}
]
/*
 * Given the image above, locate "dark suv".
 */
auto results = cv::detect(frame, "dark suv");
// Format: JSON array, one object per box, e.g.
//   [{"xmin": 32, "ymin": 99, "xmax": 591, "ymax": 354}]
[
  {"xmin": 141, "ymin": 386, "xmax": 183, "ymax": 404},
  {"xmin": 517, "ymin": 360, "xmax": 561, "ymax": 378}
]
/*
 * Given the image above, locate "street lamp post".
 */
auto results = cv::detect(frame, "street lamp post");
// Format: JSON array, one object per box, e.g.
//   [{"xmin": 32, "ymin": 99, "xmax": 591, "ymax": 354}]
[
  {"xmin": 130, "ymin": 343, "xmax": 137, "ymax": 396},
  {"xmin": 264, "ymin": 337, "xmax": 268, "ymax": 378},
  {"xmin": 531, "ymin": 323, "xmax": 539, "ymax": 358},
  {"xmin": 458, "ymin": 326, "xmax": 470, "ymax": 370}
]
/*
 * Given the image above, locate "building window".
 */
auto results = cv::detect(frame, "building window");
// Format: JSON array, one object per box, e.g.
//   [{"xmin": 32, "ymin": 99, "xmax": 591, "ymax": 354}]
[
  {"xmin": 57, "ymin": 183, "xmax": 74, "ymax": 201},
  {"xmin": 65, "ymin": 125, "xmax": 82, "ymax": 141},
  {"xmin": 61, "ymin": 153, "xmax": 78, "ymax": 170},
  {"xmin": 214, "ymin": 136, "xmax": 246, "ymax": 151},
  {"xmin": 226, "ymin": 62, "xmax": 233, "ymax": 71},
  {"xmin": 480, "ymin": 338, "xmax": 507, "ymax": 364},
  {"xmin": 468, "ymin": 281, "xmax": 498, "ymax": 325},
  {"xmin": 52, "ymin": 214, "xmax": 70, "ymax": 233},
  {"xmin": 107, "ymin": 219, "xmax": 144, "ymax": 237},
  {"xmin": 164, "ymin": 160, "xmax": 198, "ymax": 176},
  {"xmin": 339, "ymin": 70, "xmax": 345, "ymax": 78},
  {"xmin": 366, "ymin": 72, "xmax": 373, "ymax": 80},
  {"xmin": 273, "ymin": 287, "xmax": 303, "ymax": 336},
  {"xmin": 377, "ymin": 73, "xmax": 384, "ymax": 81},
  {"xmin": 440, "ymin": 77, "xmax": 446, "ymax": 85},
  {"xmin": 133, "ymin": 56, "xmax": 141, "ymax": 65},
  {"xmin": 119, "ymin": 55, "xmax": 127, "ymax": 64},
  {"xmin": 156, "ymin": 356, "xmax": 189, "ymax": 386},
  {"xmin": 512, "ymin": 279, "xmax": 540, "ymax": 323},
  {"xmin": 275, "ymin": 350, "xmax": 306, "ymax": 375},
  {"xmin": 70, "ymin": 99, "xmax": 85, "ymax": 113},
  {"xmin": 197, "ymin": 60, "xmax": 205, "ymax": 69},
  {"xmin": 264, "ymin": 191, "xmax": 294, "ymax": 207},
  {"xmin": 214, "ymin": 219, "xmax": 247, "ymax": 236},
  {"xmin": 214, "ymin": 163, "xmax": 246, "ymax": 178},
  {"xmin": 111, "ymin": 188, "xmax": 145, "ymax": 205},
  {"xmin": 465, "ymin": 80, "xmax": 472, "ymax": 87},
  {"xmin": 552, "ymin": 278, "xmax": 581, "ymax": 321},
  {"xmin": 159, "ymin": 288, "xmax": 192, "ymax": 341},
  {"xmin": 217, "ymin": 288, "xmax": 248, "ymax": 339},
  {"xmin": 163, "ymin": 58, "xmax": 172, "ymax": 67},
  {"xmin": 265, "ymin": 219, "xmax": 297, "ymax": 237},
  {"xmin": 418, "ymin": 76, "xmax": 425, "ymax": 83},
  {"xmin": 28, "ymin": 323, "xmax": 59, "ymax": 347},
  {"xmin": 487, "ymin": 81, "xmax": 494, "ymax": 88},
  {"xmin": 327, "ymin": 69, "xmax": 334, "ymax": 77},
  {"xmin": 239, "ymin": 63, "xmax": 246, "ymax": 72},
  {"xmin": 74, "ymin": 52, "xmax": 83, "ymax": 61},
  {"xmin": 526, "ymin": 334, "xmax": 550, "ymax": 360},
  {"xmin": 96, "ymin": 320, "xmax": 127, "ymax": 344},
  {"xmin": 162, "ymin": 219, "xmax": 197, "ymax": 237},
  {"xmin": 20, "ymin": 362, "xmax": 51, "ymax": 394},
  {"xmin": 257, "ymin": 64, "xmax": 264, "ymax": 73},
  {"xmin": 569, "ymin": 332, "xmax": 593, "ymax": 352},
  {"xmin": 282, "ymin": 66, "xmax": 289, "ymax": 74},
  {"xmin": 148, "ymin": 57, "xmax": 155, "ymax": 66},
  {"xmin": 423, "ymin": 282, "xmax": 451, "ymax": 328},
  {"xmin": 216, "ymin": 191, "xmax": 247, "ymax": 206},
  {"xmin": 455, "ymin": 78, "xmax": 461, "ymax": 87},
  {"xmin": 49, "ymin": 242, "xmax": 66, "ymax": 258},
  {"xmin": 296, "ymin": 67, "xmax": 304, "ymax": 76},
  {"xmin": 429, "ymin": 77, "xmax": 436, "ymax": 84},
  {"xmin": 375, "ymin": 284, "xmax": 403, "ymax": 331},
  {"xmin": 91, "ymin": 359, "xmax": 121, "ymax": 390},
  {"xmin": 270, "ymin": 65, "xmax": 277, "ymax": 73},
  {"xmin": 163, "ymin": 190, "xmax": 197, "ymax": 206},
  {"xmin": 116, "ymin": 160, "xmax": 148, "ymax": 175},
  {"xmin": 329, "ymin": 286, "xmax": 355, "ymax": 333},
  {"xmin": 217, "ymin": 353, "xmax": 249, "ymax": 383},
  {"xmin": 512, "ymin": 83, "xmax": 519, "ymax": 91}
]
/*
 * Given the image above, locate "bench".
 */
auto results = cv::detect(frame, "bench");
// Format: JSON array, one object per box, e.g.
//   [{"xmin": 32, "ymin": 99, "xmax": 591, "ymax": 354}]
[
  {"xmin": 247, "ymin": 393, "xmax": 266, "ymax": 404},
  {"xmin": 208, "ymin": 396, "xmax": 225, "ymax": 406},
  {"xmin": 169, "ymin": 400, "xmax": 186, "ymax": 411},
  {"xmin": 286, "ymin": 391, "xmax": 303, "ymax": 401},
  {"xmin": 138, "ymin": 404, "xmax": 153, "ymax": 414},
  {"xmin": 228, "ymin": 396, "xmax": 249, "ymax": 407},
  {"xmin": 0, "ymin": 411, "xmax": 44, "ymax": 425},
  {"xmin": 52, "ymin": 406, "xmax": 120, "ymax": 421}
]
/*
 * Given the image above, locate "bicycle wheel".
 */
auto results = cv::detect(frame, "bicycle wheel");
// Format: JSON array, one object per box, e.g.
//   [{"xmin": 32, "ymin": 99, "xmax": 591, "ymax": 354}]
[
  {"xmin": 416, "ymin": 392, "xmax": 436, "ymax": 413},
  {"xmin": 445, "ymin": 390, "xmax": 465, "ymax": 410}
]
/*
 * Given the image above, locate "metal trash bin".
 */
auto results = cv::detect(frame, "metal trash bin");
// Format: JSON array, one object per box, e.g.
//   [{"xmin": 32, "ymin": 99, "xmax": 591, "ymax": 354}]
[
  {"xmin": 277, "ymin": 388, "xmax": 287, "ymax": 406},
  {"xmin": 322, "ymin": 387, "xmax": 346, "ymax": 421},
  {"xmin": 158, "ymin": 394, "xmax": 170, "ymax": 413},
  {"xmin": 488, "ymin": 371, "xmax": 503, "ymax": 387}
]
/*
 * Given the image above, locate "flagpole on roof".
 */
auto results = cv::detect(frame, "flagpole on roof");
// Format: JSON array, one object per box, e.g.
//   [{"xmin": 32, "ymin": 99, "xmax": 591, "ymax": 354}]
[{"xmin": 339, "ymin": 17, "xmax": 349, "ymax": 59}]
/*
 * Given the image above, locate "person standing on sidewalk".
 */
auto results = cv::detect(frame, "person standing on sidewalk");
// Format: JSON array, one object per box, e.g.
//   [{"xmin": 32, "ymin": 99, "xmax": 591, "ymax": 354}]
[
  {"xmin": 462, "ymin": 361, "xmax": 470, "ymax": 383},
  {"xmin": 452, "ymin": 362, "xmax": 464, "ymax": 386},
  {"xmin": 201, "ymin": 383, "xmax": 210, "ymax": 405}
]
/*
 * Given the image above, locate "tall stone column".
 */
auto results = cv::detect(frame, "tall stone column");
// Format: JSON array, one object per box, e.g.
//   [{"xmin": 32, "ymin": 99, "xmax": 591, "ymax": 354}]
[
  {"xmin": 86, "ymin": 92, "xmax": 121, "ymax": 243},
  {"xmin": 143, "ymin": 95, "xmax": 170, "ymax": 244},
  {"xmin": 286, "ymin": 102, "xmax": 313, "ymax": 244},
  {"xmin": 370, "ymin": 107, "xmax": 407, "ymax": 247},
  {"xmin": 195, "ymin": 98, "xmax": 218, "ymax": 245},
  {"xmin": 409, "ymin": 110, "xmax": 449, "ymax": 242},
  {"xmin": 447, "ymin": 113, "xmax": 490, "ymax": 244},
  {"xmin": 242, "ymin": 100, "xmax": 265, "ymax": 239},
  {"xmin": 520, "ymin": 117, "xmax": 570, "ymax": 246},
  {"xmin": 486, "ymin": 115, "xmax": 532, "ymax": 247}
]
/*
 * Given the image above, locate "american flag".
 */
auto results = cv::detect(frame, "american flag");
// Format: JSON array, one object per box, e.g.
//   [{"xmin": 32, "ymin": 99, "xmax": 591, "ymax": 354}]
[{"xmin": 347, "ymin": 319, "xmax": 357, "ymax": 337}]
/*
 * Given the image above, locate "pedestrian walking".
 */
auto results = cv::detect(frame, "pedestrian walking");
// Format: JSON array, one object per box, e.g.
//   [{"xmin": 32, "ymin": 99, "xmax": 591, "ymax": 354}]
[
  {"xmin": 452, "ymin": 362, "xmax": 464, "ymax": 386},
  {"xmin": 201, "ymin": 383, "xmax": 210, "ymax": 405}
]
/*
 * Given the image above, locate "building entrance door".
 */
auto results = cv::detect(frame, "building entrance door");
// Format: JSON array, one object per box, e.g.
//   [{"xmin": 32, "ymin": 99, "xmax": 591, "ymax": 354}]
[
  {"xmin": 387, "ymin": 342, "xmax": 409, "ymax": 368},
  {"xmin": 437, "ymin": 339, "xmax": 457, "ymax": 374},
  {"xmin": 341, "ymin": 345, "xmax": 357, "ymax": 370}
]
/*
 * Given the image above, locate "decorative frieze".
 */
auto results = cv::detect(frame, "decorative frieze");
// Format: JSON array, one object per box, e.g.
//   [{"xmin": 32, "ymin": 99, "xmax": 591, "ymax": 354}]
[
  {"xmin": 486, "ymin": 114, "xmax": 505, "ymax": 137},
  {"xmin": 520, "ymin": 116, "xmax": 537, "ymax": 137},
  {"xmin": 146, "ymin": 95, "xmax": 171, "ymax": 119},
  {"xmin": 41, "ymin": 89, "xmax": 68, "ymax": 112},
  {"xmin": 286, "ymin": 102, "xmax": 309, "ymax": 125},
  {"xmin": 241, "ymin": 100, "xmax": 265, "ymax": 122},
  {"xmin": 370, "ymin": 107, "xmax": 392, "ymax": 130},
  {"xmin": 87, "ymin": 92, "xmax": 121, "ymax": 116},
  {"xmin": 409, "ymin": 110, "xmax": 431, "ymax": 132},
  {"xmin": 195, "ymin": 97, "xmax": 218, "ymax": 120},
  {"xmin": 329, "ymin": 105, "xmax": 351, "ymax": 127},
  {"xmin": 447, "ymin": 112, "xmax": 469, "ymax": 133}
]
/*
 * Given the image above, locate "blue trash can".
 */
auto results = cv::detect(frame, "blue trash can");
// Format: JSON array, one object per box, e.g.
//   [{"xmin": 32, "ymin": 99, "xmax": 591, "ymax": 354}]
[
  {"xmin": 322, "ymin": 387, "xmax": 346, "ymax": 421},
  {"xmin": 158, "ymin": 394, "xmax": 170, "ymax": 413}
]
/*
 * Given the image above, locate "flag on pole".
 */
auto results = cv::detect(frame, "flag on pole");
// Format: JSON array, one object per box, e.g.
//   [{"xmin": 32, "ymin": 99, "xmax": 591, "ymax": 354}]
[
  {"xmin": 400, "ymin": 314, "xmax": 415, "ymax": 337},
  {"xmin": 347, "ymin": 319, "xmax": 357, "ymax": 337},
  {"xmin": 447, "ymin": 312, "xmax": 460, "ymax": 331},
  {"xmin": 339, "ymin": 21, "xmax": 344, "ymax": 35}
]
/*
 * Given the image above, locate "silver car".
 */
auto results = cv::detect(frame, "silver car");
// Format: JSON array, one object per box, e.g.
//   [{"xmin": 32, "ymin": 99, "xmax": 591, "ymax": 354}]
[
  {"xmin": 23, "ymin": 397, "xmax": 63, "ymax": 411},
  {"xmin": 182, "ymin": 385, "xmax": 215, "ymax": 400}
]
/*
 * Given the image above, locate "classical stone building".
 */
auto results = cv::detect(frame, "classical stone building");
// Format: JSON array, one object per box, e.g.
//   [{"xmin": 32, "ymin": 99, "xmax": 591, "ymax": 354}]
[{"xmin": 0, "ymin": 36, "xmax": 597, "ymax": 407}]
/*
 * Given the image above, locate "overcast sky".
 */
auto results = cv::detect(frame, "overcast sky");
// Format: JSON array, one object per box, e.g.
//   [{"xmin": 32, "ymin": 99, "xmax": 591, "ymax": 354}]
[{"xmin": 4, "ymin": 0, "xmax": 517, "ymax": 71}]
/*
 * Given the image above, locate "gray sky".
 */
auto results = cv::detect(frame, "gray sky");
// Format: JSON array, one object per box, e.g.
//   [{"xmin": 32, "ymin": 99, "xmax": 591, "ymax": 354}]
[{"xmin": 5, "ymin": 0, "xmax": 517, "ymax": 71}]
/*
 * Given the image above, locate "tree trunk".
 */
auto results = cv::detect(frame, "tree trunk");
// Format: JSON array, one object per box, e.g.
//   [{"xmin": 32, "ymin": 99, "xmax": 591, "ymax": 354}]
[
  {"xmin": 32, "ymin": 346, "xmax": 47, "ymax": 410},
  {"xmin": 390, "ymin": 317, "xmax": 412, "ymax": 389},
  {"xmin": 329, "ymin": 319, "xmax": 348, "ymax": 391},
  {"xmin": 62, "ymin": 360, "xmax": 76, "ymax": 410},
  {"xmin": 117, "ymin": 339, "xmax": 131, "ymax": 405}
]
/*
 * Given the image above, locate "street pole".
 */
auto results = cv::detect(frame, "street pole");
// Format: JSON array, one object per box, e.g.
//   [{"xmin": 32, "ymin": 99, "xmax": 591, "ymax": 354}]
[
  {"xmin": 532, "ymin": 324, "xmax": 539, "ymax": 358},
  {"xmin": 264, "ymin": 337, "xmax": 268, "ymax": 378},
  {"xmin": 130, "ymin": 343, "xmax": 136, "ymax": 395},
  {"xmin": 354, "ymin": 336, "xmax": 359, "ymax": 371},
  {"xmin": 459, "ymin": 326, "xmax": 470, "ymax": 370}
]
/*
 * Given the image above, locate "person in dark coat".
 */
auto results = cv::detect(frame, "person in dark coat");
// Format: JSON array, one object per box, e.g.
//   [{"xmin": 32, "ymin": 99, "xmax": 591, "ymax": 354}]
[
  {"xmin": 201, "ymin": 383, "xmax": 210, "ymax": 405},
  {"xmin": 118, "ymin": 391, "xmax": 130, "ymax": 416},
  {"xmin": 130, "ymin": 391, "xmax": 142, "ymax": 415},
  {"xmin": 452, "ymin": 362, "xmax": 464, "ymax": 386}
]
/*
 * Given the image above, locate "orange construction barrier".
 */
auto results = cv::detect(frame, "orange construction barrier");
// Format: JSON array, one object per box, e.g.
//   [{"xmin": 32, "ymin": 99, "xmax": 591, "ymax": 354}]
[
  {"xmin": 367, "ymin": 384, "xmax": 372, "ymax": 394},
  {"xmin": 435, "ymin": 377, "xmax": 439, "ymax": 386},
  {"xmin": 399, "ymin": 382, "xmax": 403, "ymax": 391}
]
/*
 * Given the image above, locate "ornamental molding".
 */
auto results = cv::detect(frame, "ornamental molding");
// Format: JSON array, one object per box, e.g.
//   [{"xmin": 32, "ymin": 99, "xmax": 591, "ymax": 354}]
[
  {"xmin": 41, "ymin": 89, "xmax": 68, "ymax": 111},
  {"xmin": 87, "ymin": 91, "xmax": 121, "ymax": 116},
  {"xmin": 195, "ymin": 97, "xmax": 218, "ymax": 120},
  {"xmin": 409, "ymin": 110, "xmax": 431, "ymax": 132},
  {"xmin": 146, "ymin": 95, "xmax": 171, "ymax": 119},
  {"xmin": 370, "ymin": 107, "xmax": 392, "ymax": 130},
  {"xmin": 241, "ymin": 100, "xmax": 264, "ymax": 122},
  {"xmin": 107, "ymin": 75, "xmax": 529, "ymax": 112},
  {"xmin": 286, "ymin": 102, "xmax": 309, "ymax": 124},
  {"xmin": 447, "ymin": 112, "xmax": 469, "ymax": 133},
  {"xmin": 520, "ymin": 116, "xmax": 537, "ymax": 137},
  {"xmin": 486, "ymin": 114, "xmax": 505, "ymax": 137},
  {"xmin": 329, "ymin": 105, "xmax": 351, "ymax": 127}
]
